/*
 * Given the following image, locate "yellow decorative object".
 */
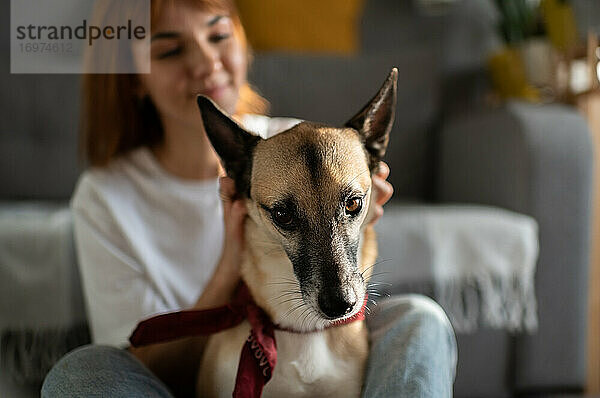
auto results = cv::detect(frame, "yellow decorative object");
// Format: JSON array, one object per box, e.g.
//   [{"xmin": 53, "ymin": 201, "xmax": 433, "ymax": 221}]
[
  {"xmin": 235, "ymin": 0, "xmax": 365, "ymax": 54},
  {"xmin": 540, "ymin": 0, "xmax": 579, "ymax": 51},
  {"xmin": 488, "ymin": 46, "xmax": 540, "ymax": 102}
]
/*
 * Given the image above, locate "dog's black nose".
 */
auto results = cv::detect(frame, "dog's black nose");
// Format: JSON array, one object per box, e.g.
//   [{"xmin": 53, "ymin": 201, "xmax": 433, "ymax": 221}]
[{"xmin": 319, "ymin": 294, "xmax": 357, "ymax": 319}]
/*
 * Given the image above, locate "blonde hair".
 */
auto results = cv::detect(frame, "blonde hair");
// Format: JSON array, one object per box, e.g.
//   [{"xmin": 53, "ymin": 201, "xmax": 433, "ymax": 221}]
[{"xmin": 81, "ymin": 0, "xmax": 268, "ymax": 167}]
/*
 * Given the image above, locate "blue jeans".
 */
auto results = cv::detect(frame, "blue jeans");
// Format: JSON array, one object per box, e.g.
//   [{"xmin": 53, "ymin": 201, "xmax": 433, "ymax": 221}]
[{"xmin": 42, "ymin": 295, "xmax": 457, "ymax": 397}]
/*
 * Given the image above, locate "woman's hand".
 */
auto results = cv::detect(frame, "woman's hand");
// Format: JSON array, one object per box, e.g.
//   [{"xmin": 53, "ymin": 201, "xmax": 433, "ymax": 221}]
[
  {"xmin": 369, "ymin": 161, "xmax": 394, "ymax": 225},
  {"xmin": 193, "ymin": 176, "xmax": 247, "ymax": 309},
  {"xmin": 217, "ymin": 176, "xmax": 247, "ymax": 280}
]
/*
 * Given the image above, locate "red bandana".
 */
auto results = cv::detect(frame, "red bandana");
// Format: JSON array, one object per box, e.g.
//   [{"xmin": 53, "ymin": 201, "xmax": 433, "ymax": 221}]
[{"xmin": 129, "ymin": 284, "xmax": 366, "ymax": 398}]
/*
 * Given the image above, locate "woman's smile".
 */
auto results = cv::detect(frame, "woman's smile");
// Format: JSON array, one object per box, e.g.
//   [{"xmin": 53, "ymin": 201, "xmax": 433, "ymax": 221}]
[{"xmin": 137, "ymin": 4, "xmax": 247, "ymax": 127}]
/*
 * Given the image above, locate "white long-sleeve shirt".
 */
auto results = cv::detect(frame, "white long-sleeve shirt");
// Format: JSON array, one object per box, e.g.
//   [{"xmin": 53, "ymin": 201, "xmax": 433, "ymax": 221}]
[{"xmin": 72, "ymin": 115, "xmax": 300, "ymax": 347}]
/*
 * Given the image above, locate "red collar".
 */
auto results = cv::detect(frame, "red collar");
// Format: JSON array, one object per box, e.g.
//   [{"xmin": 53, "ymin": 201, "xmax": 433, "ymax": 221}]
[{"xmin": 129, "ymin": 283, "xmax": 366, "ymax": 398}]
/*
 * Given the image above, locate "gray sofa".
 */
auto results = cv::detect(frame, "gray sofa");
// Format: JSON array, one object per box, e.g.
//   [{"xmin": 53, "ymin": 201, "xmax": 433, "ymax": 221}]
[{"xmin": 0, "ymin": 0, "xmax": 594, "ymax": 397}]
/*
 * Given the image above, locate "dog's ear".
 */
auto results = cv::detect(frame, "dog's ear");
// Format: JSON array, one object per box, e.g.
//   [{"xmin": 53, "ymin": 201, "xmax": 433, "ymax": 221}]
[
  {"xmin": 345, "ymin": 68, "xmax": 397, "ymax": 171},
  {"xmin": 197, "ymin": 95, "xmax": 261, "ymax": 197}
]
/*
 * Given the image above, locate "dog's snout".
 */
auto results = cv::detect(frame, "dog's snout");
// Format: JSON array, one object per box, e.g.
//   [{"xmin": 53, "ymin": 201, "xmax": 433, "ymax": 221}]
[{"xmin": 318, "ymin": 290, "xmax": 357, "ymax": 319}]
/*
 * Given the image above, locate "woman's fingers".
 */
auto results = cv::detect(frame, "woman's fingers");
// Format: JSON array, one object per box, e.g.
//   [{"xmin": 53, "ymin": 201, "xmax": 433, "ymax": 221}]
[
  {"xmin": 373, "ymin": 162, "xmax": 393, "ymax": 206},
  {"xmin": 368, "ymin": 162, "xmax": 393, "ymax": 225},
  {"xmin": 229, "ymin": 200, "xmax": 247, "ymax": 244},
  {"xmin": 373, "ymin": 176, "xmax": 393, "ymax": 206},
  {"xmin": 219, "ymin": 176, "xmax": 247, "ymax": 248},
  {"xmin": 375, "ymin": 161, "xmax": 390, "ymax": 180},
  {"xmin": 219, "ymin": 176, "xmax": 236, "ymax": 203}
]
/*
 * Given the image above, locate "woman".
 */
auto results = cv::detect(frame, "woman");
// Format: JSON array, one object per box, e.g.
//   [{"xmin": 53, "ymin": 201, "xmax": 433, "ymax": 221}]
[{"xmin": 42, "ymin": 0, "xmax": 457, "ymax": 397}]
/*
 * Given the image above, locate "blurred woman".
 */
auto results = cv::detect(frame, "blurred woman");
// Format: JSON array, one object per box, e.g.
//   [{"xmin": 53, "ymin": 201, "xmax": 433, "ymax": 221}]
[{"xmin": 41, "ymin": 0, "xmax": 456, "ymax": 397}]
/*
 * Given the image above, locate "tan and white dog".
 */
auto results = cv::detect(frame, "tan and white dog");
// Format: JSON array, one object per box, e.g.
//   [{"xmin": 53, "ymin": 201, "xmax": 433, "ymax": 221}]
[{"xmin": 196, "ymin": 69, "xmax": 397, "ymax": 398}]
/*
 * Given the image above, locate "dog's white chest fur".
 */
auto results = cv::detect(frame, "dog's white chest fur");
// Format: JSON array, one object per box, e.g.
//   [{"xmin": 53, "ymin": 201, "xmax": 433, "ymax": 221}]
[{"xmin": 197, "ymin": 321, "xmax": 366, "ymax": 398}]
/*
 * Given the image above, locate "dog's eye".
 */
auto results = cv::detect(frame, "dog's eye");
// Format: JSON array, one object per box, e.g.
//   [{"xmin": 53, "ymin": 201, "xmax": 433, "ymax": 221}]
[
  {"xmin": 345, "ymin": 198, "xmax": 362, "ymax": 215},
  {"xmin": 272, "ymin": 209, "xmax": 293, "ymax": 227}
]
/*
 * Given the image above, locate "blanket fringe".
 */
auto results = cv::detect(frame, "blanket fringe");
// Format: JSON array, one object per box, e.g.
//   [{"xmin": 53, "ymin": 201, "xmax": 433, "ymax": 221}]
[
  {"xmin": 0, "ymin": 323, "xmax": 90, "ymax": 384},
  {"xmin": 371, "ymin": 274, "xmax": 538, "ymax": 334},
  {"xmin": 434, "ymin": 270, "xmax": 538, "ymax": 334}
]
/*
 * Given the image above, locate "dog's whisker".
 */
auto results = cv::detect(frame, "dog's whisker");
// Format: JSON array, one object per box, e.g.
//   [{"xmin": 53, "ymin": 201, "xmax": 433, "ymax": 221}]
[
  {"xmin": 360, "ymin": 265, "xmax": 376, "ymax": 278},
  {"xmin": 308, "ymin": 311, "xmax": 319, "ymax": 331},
  {"xmin": 259, "ymin": 248, "xmax": 281, "ymax": 256},
  {"xmin": 275, "ymin": 276, "xmax": 298, "ymax": 283},
  {"xmin": 302, "ymin": 309, "xmax": 315, "ymax": 331},
  {"xmin": 366, "ymin": 271, "xmax": 392, "ymax": 279},
  {"xmin": 279, "ymin": 309, "xmax": 299, "ymax": 325},
  {"xmin": 368, "ymin": 298, "xmax": 379, "ymax": 307},
  {"xmin": 360, "ymin": 258, "xmax": 394, "ymax": 278},
  {"xmin": 361, "ymin": 262, "xmax": 380, "ymax": 277},
  {"xmin": 317, "ymin": 313, "xmax": 324, "ymax": 329},
  {"xmin": 262, "ymin": 248, "xmax": 282, "ymax": 255},
  {"xmin": 276, "ymin": 298, "xmax": 304, "ymax": 311},
  {"xmin": 293, "ymin": 302, "xmax": 309, "ymax": 317},
  {"xmin": 367, "ymin": 282, "xmax": 392, "ymax": 287},
  {"xmin": 278, "ymin": 296, "xmax": 305, "ymax": 306},
  {"xmin": 311, "ymin": 314, "xmax": 321, "ymax": 332},
  {"xmin": 280, "ymin": 301, "xmax": 306, "ymax": 322},
  {"xmin": 250, "ymin": 239, "xmax": 282, "ymax": 250},
  {"xmin": 266, "ymin": 281, "xmax": 297, "ymax": 286},
  {"xmin": 278, "ymin": 294, "xmax": 303, "ymax": 305},
  {"xmin": 251, "ymin": 238, "xmax": 279, "ymax": 246},
  {"xmin": 272, "ymin": 289, "xmax": 300, "ymax": 295},
  {"xmin": 267, "ymin": 291, "xmax": 301, "ymax": 303},
  {"xmin": 271, "ymin": 287, "xmax": 299, "ymax": 292},
  {"xmin": 299, "ymin": 307, "xmax": 313, "ymax": 331},
  {"xmin": 366, "ymin": 290, "xmax": 388, "ymax": 299},
  {"xmin": 366, "ymin": 258, "xmax": 394, "ymax": 268},
  {"xmin": 312, "ymin": 313, "xmax": 323, "ymax": 331},
  {"xmin": 266, "ymin": 277, "xmax": 299, "ymax": 288},
  {"xmin": 266, "ymin": 287, "xmax": 298, "ymax": 296},
  {"xmin": 365, "ymin": 296, "xmax": 381, "ymax": 315}
]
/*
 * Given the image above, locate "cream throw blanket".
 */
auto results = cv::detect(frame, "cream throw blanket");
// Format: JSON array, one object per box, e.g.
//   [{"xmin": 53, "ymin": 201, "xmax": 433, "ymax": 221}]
[
  {"xmin": 0, "ymin": 202, "xmax": 538, "ymax": 383},
  {"xmin": 373, "ymin": 204, "xmax": 539, "ymax": 333}
]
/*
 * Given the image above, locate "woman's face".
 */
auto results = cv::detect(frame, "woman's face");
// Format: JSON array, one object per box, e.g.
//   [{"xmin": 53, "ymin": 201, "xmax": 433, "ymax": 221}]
[{"xmin": 138, "ymin": 3, "xmax": 247, "ymax": 130}]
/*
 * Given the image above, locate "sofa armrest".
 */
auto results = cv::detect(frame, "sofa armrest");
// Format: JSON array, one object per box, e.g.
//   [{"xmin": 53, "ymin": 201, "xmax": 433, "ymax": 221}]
[{"xmin": 436, "ymin": 101, "xmax": 594, "ymax": 392}]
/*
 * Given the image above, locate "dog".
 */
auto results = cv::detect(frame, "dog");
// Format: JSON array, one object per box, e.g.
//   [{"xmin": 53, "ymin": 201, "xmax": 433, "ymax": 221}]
[{"xmin": 196, "ymin": 69, "xmax": 397, "ymax": 398}]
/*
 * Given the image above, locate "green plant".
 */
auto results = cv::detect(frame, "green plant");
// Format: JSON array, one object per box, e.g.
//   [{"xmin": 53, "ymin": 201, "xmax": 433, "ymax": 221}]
[{"xmin": 495, "ymin": 0, "xmax": 546, "ymax": 44}]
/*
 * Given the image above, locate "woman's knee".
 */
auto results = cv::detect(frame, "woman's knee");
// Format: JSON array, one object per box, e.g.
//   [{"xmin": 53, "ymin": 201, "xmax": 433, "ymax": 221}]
[
  {"xmin": 364, "ymin": 295, "xmax": 458, "ymax": 397},
  {"xmin": 368, "ymin": 294, "xmax": 457, "ymax": 352},
  {"xmin": 45, "ymin": 345, "xmax": 132, "ymax": 377},
  {"xmin": 395, "ymin": 295, "xmax": 454, "ymax": 330},
  {"xmin": 41, "ymin": 344, "xmax": 172, "ymax": 398},
  {"xmin": 42, "ymin": 345, "xmax": 122, "ymax": 396}
]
